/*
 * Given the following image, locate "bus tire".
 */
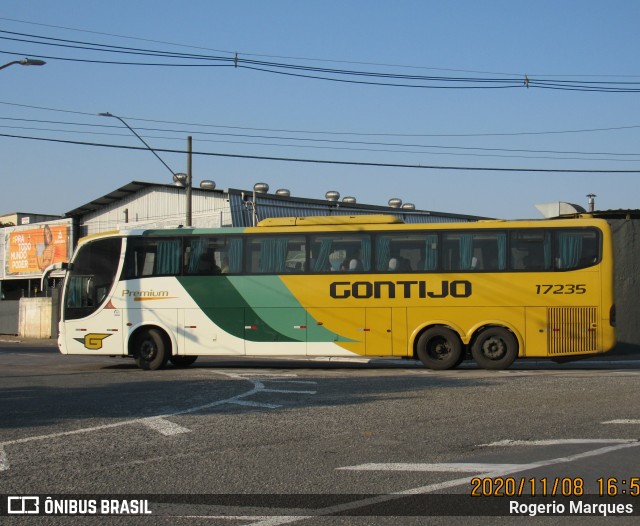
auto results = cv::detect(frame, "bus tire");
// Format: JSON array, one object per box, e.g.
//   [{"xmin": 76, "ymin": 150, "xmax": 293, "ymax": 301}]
[
  {"xmin": 416, "ymin": 327, "xmax": 463, "ymax": 370},
  {"xmin": 134, "ymin": 328, "xmax": 169, "ymax": 370},
  {"xmin": 170, "ymin": 355, "xmax": 198, "ymax": 367},
  {"xmin": 471, "ymin": 327, "xmax": 518, "ymax": 370}
]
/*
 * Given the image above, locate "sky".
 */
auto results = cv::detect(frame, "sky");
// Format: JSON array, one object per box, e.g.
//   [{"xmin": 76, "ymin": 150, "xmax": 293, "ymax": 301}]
[{"xmin": 2, "ymin": 0, "xmax": 639, "ymax": 219}]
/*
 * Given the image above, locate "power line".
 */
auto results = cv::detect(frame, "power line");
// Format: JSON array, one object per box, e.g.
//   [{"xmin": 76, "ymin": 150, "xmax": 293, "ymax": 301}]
[
  {"xmin": 4, "ymin": 16, "xmax": 640, "ymax": 79},
  {"xmin": 3, "ymin": 132, "xmax": 640, "ymax": 173},
  {"xmin": 3, "ymin": 100, "xmax": 640, "ymax": 138},
  {"xmin": 2, "ymin": 117, "xmax": 640, "ymax": 161},
  {"xmin": 3, "ymin": 29, "xmax": 640, "ymax": 91}
]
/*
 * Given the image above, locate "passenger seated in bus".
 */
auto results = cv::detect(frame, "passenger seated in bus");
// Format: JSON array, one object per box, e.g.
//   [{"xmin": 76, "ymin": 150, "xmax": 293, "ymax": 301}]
[
  {"xmin": 389, "ymin": 257, "xmax": 412, "ymax": 272},
  {"xmin": 401, "ymin": 258, "xmax": 413, "ymax": 271},
  {"xmin": 522, "ymin": 252, "xmax": 545, "ymax": 271},
  {"xmin": 220, "ymin": 255, "xmax": 229, "ymax": 274},
  {"xmin": 197, "ymin": 250, "xmax": 221, "ymax": 274},
  {"xmin": 341, "ymin": 250, "xmax": 363, "ymax": 272}
]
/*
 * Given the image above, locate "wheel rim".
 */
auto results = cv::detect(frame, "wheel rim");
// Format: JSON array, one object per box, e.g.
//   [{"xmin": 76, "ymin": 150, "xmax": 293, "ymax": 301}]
[
  {"xmin": 480, "ymin": 337, "xmax": 506, "ymax": 360},
  {"xmin": 139, "ymin": 338, "xmax": 157, "ymax": 361},
  {"xmin": 427, "ymin": 337, "xmax": 453, "ymax": 360}
]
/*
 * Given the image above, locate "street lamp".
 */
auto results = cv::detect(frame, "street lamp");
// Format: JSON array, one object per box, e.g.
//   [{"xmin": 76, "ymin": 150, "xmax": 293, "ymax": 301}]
[
  {"xmin": 0, "ymin": 58, "xmax": 46, "ymax": 70},
  {"xmin": 98, "ymin": 112, "xmax": 193, "ymax": 226}
]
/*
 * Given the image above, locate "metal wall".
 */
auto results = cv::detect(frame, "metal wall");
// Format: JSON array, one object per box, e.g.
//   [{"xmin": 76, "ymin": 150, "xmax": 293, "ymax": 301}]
[
  {"xmin": 609, "ymin": 218, "xmax": 640, "ymax": 353},
  {"xmin": 228, "ymin": 192, "xmax": 481, "ymax": 227},
  {"xmin": 0, "ymin": 300, "xmax": 19, "ymax": 335},
  {"xmin": 78, "ymin": 186, "xmax": 229, "ymax": 236}
]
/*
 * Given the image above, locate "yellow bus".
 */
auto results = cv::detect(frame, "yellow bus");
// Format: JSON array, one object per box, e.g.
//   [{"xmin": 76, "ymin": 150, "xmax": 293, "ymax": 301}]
[{"xmin": 55, "ymin": 214, "xmax": 615, "ymax": 370}]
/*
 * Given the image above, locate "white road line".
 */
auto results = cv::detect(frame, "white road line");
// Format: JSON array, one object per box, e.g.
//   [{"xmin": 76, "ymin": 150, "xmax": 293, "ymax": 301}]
[
  {"xmin": 338, "ymin": 462, "xmax": 523, "ymax": 472},
  {"xmin": 0, "ymin": 372, "xmax": 279, "ymax": 471},
  {"xmin": 243, "ymin": 440, "xmax": 640, "ymax": 526},
  {"xmin": 142, "ymin": 417, "xmax": 191, "ymax": 436},
  {"xmin": 0, "ymin": 446, "xmax": 8, "ymax": 471},
  {"xmin": 602, "ymin": 419, "xmax": 640, "ymax": 424},
  {"xmin": 219, "ymin": 371, "xmax": 299, "ymax": 378},
  {"xmin": 261, "ymin": 388, "xmax": 317, "ymax": 395},
  {"xmin": 480, "ymin": 438, "xmax": 637, "ymax": 447}
]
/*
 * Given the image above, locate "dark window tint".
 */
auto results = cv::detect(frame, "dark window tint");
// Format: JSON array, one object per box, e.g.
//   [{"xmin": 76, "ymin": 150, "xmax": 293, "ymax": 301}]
[
  {"xmin": 64, "ymin": 237, "xmax": 122, "ymax": 320},
  {"xmin": 247, "ymin": 236, "xmax": 306, "ymax": 273},
  {"xmin": 122, "ymin": 237, "xmax": 182, "ymax": 279}
]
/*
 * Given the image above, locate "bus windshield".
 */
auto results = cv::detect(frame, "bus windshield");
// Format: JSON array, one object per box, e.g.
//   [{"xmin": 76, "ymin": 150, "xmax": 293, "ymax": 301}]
[{"xmin": 64, "ymin": 237, "xmax": 122, "ymax": 320}]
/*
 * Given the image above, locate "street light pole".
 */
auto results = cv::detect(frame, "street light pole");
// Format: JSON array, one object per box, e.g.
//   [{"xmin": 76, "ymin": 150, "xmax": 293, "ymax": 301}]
[
  {"xmin": 0, "ymin": 58, "xmax": 46, "ymax": 70},
  {"xmin": 98, "ymin": 112, "xmax": 176, "ymax": 178},
  {"xmin": 186, "ymin": 136, "xmax": 192, "ymax": 227},
  {"xmin": 98, "ymin": 112, "xmax": 194, "ymax": 227}
]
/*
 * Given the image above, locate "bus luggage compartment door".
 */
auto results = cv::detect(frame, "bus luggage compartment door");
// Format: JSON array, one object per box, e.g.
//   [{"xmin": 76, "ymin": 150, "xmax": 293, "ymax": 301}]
[
  {"xmin": 244, "ymin": 307, "xmax": 307, "ymax": 356},
  {"xmin": 365, "ymin": 308, "xmax": 393, "ymax": 356}
]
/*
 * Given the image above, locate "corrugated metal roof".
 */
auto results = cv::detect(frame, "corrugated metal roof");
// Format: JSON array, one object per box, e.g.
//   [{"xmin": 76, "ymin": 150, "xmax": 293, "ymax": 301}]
[
  {"xmin": 227, "ymin": 188, "xmax": 485, "ymax": 226},
  {"xmin": 65, "ymin": 181, "xmax": 489, "ymax": 225}
]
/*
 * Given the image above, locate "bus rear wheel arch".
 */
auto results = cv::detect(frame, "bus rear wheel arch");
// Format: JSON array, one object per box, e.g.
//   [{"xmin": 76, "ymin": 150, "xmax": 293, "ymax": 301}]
[
  {"xmin": 415, "ymin": 326, "xmax": 463, "ymax": 370},
  {"xmin": 131, "ymin": 327, "xmax": 170, "ymax": 370},
  {"xmin": 471, "ymin": 326, "xmax": 518, "ymax": 370}
]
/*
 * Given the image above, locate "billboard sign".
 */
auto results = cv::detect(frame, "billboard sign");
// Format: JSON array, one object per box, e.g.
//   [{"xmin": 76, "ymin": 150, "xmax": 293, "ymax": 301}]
[{"xmin": 4, "ymin": 220, "xmax": 72, "ymax": 278}]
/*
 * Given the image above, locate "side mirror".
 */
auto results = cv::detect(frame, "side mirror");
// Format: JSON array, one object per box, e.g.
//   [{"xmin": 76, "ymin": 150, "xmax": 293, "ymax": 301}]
[{"xmin": 40, "ymin": 262, "xmax": 69, "ymax": 290}]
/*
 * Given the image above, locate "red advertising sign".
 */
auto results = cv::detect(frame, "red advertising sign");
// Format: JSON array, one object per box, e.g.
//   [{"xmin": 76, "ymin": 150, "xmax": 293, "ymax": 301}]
[{"xmin": 6, "ymin": 223, "xmax": 70, "ymax": 276}]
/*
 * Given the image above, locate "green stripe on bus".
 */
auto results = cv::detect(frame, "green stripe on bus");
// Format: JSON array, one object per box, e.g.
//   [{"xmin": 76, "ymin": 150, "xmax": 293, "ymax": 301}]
[{"xmin": 177, "ymin": 275, "xmax": 345, "ymax": 343}]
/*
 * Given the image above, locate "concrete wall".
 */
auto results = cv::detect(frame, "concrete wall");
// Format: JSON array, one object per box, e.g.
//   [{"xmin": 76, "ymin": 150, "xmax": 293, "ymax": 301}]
[{"xmin": 18, "ymin": 297, "xmax": 52, "ymax": 339}]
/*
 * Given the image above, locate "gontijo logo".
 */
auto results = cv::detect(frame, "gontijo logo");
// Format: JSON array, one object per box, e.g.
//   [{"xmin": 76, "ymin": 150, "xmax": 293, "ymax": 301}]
[
  {"xmin": 330, "ymin": 279, "xmax": 472, "ymax": 299},
  {"xmin": 74, "ymin": 333, "xmax": 112, "ymax": 350}
]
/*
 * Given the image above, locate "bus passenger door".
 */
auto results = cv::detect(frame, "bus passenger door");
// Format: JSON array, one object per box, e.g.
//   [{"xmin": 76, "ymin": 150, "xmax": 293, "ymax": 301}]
[
  {"xmin": 365, "ymin": 308, "xmax": 393, "ymax": 356},
  {"xmin": 244, "ymin": 307, "xmax": 307, "ymax": 356}
]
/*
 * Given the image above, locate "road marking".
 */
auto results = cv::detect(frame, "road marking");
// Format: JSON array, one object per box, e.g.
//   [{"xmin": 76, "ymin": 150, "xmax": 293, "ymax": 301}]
[
  {"xmin": 0, "ymin": 371, "xmax": 316, "ymax": 471},
  {"xmin": 602, "ymin": 419, "xmax": 640, "ymax": 424},
  {"xmin": 339, "ymin": 462, "xmax": 523, "ymax": 472},
  {"xmin": 142, "ymin": 417, "xmax": 191, "ymax": 436},
  {"xmin": 480, "ymin": 438, "xmax": 638, "ymax": 447},
  {"xmin": 242, "ymin": 439, "xmax": 640, "ymax": 526},
  {"xmin": 0, "ymin": 446, "xmax": 8, "ymax": 471}
]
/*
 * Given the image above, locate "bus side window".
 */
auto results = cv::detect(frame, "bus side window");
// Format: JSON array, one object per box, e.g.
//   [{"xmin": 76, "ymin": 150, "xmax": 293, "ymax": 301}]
[
  {"xmin": 122, "ymin": 237, "xmax": 182, "ymax": 278},
  {"xmin": 510, "ymin": 230, "xmax": 551, "ymax": 271},
  {"xmin": 555, "ymin": 229, "xmax": 599, "ymax": 270},
  {"xmin": 247, "ymin": 236, "xmax": 306, "ymax": 274}
]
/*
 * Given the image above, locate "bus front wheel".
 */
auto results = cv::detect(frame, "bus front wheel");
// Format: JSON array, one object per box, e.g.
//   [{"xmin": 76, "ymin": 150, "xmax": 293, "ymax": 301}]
[
  {"xmin": 471, "ymin": 327, "xmax": 518, "ymax": 370},
  {"xmin": 134, "ymin": 328, "xmax": 169, "ymax": 370},
  {"xmin": 416, "ymin": 327, "xmax": 463, "ymax": 370}
]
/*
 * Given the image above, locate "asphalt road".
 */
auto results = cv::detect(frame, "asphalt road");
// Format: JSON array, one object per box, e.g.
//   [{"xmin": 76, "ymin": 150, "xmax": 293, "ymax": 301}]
[{"xmin": 1, "ymin": 339, "xmax": 640, "ymax": 525}]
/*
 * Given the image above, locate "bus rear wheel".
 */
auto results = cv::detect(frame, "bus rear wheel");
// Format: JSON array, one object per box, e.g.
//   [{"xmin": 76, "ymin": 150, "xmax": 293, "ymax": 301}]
[
  {"xmin": 134, "ymin": 328, "xmax": 169, "ymax": 370},
  {"xmin": 170, "ymin": 355, "xmax": 198, "ymax": 367},
  {"xmin": 471, "ymin": 327, "xmax": 518, "ymax": 370},
  {"xmin": 416, "ymin": 327, "xmax": 463, "ymax": 370}
]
